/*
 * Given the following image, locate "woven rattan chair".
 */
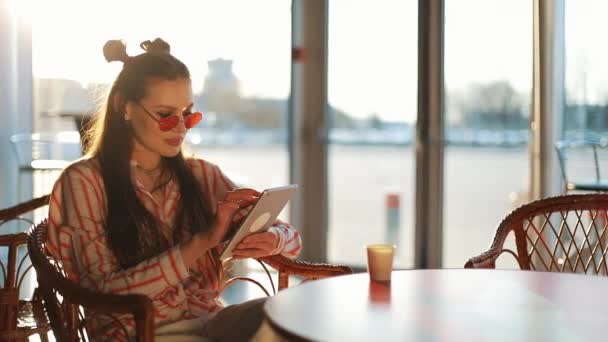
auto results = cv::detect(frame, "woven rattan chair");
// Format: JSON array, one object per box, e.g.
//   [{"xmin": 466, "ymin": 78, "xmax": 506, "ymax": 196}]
[
  {"xmin": 28, "ymin": 220, "xmax": 352, "ymax": 341},
  {"xmin": 0, "ymin": 195, "xmax": 50, "ymax": 341},
  {"xmin": 0, "ymin": 194, "xmax": 50, "ymax": 228},
  {"xmin": 465, "ymin": 194, "xmax": 608, "ymax": 275}
]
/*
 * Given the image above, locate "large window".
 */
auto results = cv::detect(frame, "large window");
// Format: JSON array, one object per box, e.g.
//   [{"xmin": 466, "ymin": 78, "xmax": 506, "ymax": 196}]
[
  {"xmin": 443, "ymin": 0, "xmax": 533, "ymax": 268},
  {"xmin": 14, "ymin": 0, "xmax": 596, "ymax": 273},
  {"xmin": 327, "ymin": 1, "xmax": 418, "ymax": 268},
  {"xmin": 559, "ymin": 1, "xmax": 608, "ymax": 190}
]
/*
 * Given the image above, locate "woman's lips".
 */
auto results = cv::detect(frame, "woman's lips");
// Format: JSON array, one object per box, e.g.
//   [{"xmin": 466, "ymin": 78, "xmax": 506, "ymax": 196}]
[{"xmin": 165, "ymin": 137, "xmax": 183, "ymax": 147}]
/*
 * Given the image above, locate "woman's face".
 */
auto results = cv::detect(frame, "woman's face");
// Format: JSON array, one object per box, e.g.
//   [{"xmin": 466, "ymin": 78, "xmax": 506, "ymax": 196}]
[{"xmin": 126, "ymin": 78, "xmax": 194, "ymax": 158}]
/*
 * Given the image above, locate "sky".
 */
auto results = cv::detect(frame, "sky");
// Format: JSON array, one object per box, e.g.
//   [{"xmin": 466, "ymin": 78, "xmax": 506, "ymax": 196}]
[{"xmin": 11, "ymin": 0, "xmax": 608, "ymax": 123}]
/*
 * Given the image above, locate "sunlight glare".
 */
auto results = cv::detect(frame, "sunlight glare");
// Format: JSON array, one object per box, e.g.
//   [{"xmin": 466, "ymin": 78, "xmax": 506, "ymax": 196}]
[{"xmin": 8, "ymin": 0, "xmax": 35, "ymax": 25}]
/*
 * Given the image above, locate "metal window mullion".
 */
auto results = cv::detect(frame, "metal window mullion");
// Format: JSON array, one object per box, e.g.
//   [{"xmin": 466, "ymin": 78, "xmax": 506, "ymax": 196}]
[
  {"xmin": 414, "ymin": 0, "xmax": 444, "ymax": 269},
  {"xmin": 531, "ymin": 0, "xmax": 565, "ymax": 268},
  {"xmin": 531, "ymin": 0, "xmax": 564, "ymax": 201},
  {"xmin": 289, "ymin": 0, "xmax": 328, "ymax": 263}
]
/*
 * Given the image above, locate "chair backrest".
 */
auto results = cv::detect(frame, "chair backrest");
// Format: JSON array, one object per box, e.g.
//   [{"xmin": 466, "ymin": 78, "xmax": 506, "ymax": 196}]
[
  {"xmin": 0, "ymin": 195, "xmax": 51, "ymax": 294},
  {"xmin": 555, "ymin": 139, "xmax": 608, "ymax": 192},
  {"xmin": 0, "ymin": 287, "xmax": 19, "ymax": 333},
  {"xmin": 0, "ymin": 233, "xmax": 29, "ymax": 290},
  {"xmin": 0, "ymin": 196, "xmax": 50, "ymax": 290},
  {"xmin": 27, "ymin": 220, "xmax": 155, "ymax": 342},
  {"xmin": 0, "ymin": 234, "xmax": 31, "ymax": 338},
  {"xmin": 467, "ymin": 194, "xmax": 608, "ymax": 275},
  {"xmin": 9, "ymin": 132, "xmax": 81, "ymax": 171},
  {"xmin": 0, "ymin": 196, "xmax": 52, "ymax": 340}
]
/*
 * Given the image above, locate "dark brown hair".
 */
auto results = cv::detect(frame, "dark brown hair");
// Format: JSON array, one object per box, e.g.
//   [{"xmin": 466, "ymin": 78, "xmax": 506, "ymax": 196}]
[{"xmin": 86, "ymin": 38, "xmax": 214, "ymax": 268}]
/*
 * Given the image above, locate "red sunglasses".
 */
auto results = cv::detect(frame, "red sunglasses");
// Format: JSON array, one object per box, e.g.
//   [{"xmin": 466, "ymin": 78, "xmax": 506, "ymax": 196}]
[{"xmin": 137, "ymin": 103, "xmax": 203, "ymax": 131}]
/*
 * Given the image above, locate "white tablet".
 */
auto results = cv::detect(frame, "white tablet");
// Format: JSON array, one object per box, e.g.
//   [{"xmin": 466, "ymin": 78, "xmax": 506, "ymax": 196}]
[{"xmin": 219, "ymin": 184, "xmax": 298, "ymax": 261}]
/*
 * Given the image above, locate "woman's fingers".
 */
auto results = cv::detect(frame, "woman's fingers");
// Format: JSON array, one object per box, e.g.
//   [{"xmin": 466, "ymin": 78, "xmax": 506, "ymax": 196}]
[
  {"xmin": 233, "ymin": 232, "xmax": 279, "ymax": 258},
  {"xmin": 216, "ymin": 201, "xmax": 240, "ymax": 223},
  {"xmin": 225, "ymin": 188, "xmax": 261, "ymax": 203},
  {"xmin": 211, "ymin": 201, "xmax": 241, "ymax": 244},
  {"xmin": 225, "ymin": 190, "xmax": 259, "ymax": 224},
  {"xmin": 230, "ymin": 188, "xmax": 262, "ymax": 197},
  {"xmin": 232, "ymin": 209, "xmax": 250, "ymax": 224},
  {"xmin": 225, "ymin": 189, "xmax": 261, "ymax": 208}
]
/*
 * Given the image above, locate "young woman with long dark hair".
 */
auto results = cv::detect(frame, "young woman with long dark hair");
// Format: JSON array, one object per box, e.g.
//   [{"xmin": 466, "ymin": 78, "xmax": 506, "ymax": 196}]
[{"xmin": 46, "ymin": 38, "xmax": 301, "ymax": 341}]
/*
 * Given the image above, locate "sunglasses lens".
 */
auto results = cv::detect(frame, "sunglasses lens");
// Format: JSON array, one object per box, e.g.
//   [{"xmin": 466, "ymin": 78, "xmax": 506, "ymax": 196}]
[
  {"xmin": 185, "ymin": 112, "xmax": 203, "ymax": 129},
  {"xmin": 159, "ymin": 116, "xmax": 179, "ymax": 131}
]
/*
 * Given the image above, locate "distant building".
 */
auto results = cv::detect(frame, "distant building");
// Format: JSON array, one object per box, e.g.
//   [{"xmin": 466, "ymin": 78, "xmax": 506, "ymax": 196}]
[
  {"xmin": 201, "ymin": 58, "xmax": 241, "ymax": 114},
  {"xmin": 35, "ymin": 78, "xmax": 96, "ymax": 115}
]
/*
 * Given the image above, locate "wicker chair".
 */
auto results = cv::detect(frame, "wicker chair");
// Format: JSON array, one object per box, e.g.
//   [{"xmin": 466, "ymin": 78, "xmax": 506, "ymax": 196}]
[
  {"xmin": 0, "ymin": 195, "xmax": 50, "ymax": 341},
  {"xmin": 0, "ymin": 194, "xmax": 50, "ymax": 228},
  {"xmin": 465, "ymin": 194, "xmax": 608, "ymax": 275},
  {"xmin": 28, "ymin": 220, "xmax": 352, "ymax": 341}
]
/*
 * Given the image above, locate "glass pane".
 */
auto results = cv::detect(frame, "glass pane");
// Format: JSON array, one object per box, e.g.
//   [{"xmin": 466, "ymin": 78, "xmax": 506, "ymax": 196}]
[
  {"xmin": 562, "ymin": 1, "xmax": 608, "ymax": 188},
  {"xmin": 565, "ymin": 0, "xmax": 608, "ymax": 138},
  {"xmin": 328, "ymin": 1, "xmax": 418, "ymax": 268},
  {"xmin": 443, "ymin": 0, "xmax": 532, "ymax": 268},
  {"xmin": 31, "ymin": 0, "xmax": 291, "ymax": 211}
]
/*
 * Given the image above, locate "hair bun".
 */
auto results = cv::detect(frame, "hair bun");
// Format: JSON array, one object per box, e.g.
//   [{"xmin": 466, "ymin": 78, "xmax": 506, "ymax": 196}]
[
  {"xmin": 103, "ymin": 40, "xmax": 130, "ymax": 63},
  {"xmin": 140, "ymin": 38, "xmax": 171, "ymax": 54}
]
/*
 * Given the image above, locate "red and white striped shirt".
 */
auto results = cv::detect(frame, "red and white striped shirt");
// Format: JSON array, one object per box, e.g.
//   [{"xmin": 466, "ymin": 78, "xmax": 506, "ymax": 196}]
[{"xmin": 46, "ymin": 157, "xmax": 302, "ymax": 340}]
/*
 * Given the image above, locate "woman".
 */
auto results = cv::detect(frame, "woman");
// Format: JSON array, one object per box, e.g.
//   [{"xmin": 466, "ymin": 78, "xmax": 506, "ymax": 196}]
[{"xmin": 46, "ymin": 38, "xmax": 301, "ymax": 341}]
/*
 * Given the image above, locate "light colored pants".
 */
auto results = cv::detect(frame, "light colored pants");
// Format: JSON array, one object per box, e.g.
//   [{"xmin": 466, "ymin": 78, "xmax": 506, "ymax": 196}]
[{"xmin": 154, "ymin": 298, "xmax": 287, "ymax": 342}]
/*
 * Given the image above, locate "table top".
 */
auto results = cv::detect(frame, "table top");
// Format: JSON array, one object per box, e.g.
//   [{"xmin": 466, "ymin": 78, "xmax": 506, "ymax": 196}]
[{"xmin": 263, "ymin": 269, "xmax": 608, "ymax": 342}]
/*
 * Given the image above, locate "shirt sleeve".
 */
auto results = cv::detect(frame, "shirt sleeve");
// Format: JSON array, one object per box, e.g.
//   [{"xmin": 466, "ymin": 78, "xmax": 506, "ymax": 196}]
[
  {"xmin": 268, "ymin": 220, "xmax": 303, "ymax": 259},
  {"xmin": 47, "ymin": 163, "xmax": 189, "ymax": 299}
]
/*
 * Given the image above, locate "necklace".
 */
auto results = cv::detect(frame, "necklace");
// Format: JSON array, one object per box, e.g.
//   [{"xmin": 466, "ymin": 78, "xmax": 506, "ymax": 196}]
[
  {"xmin": 150, "ymin": 174, "xmax": 171, "ymax": 194},
  {"xmin": 134, "ymin": 160, "xmax": 168, "ymax": 193},
  {"xmin": 135, "ymin": 162, "xmax": 162, "ymax": 175}
]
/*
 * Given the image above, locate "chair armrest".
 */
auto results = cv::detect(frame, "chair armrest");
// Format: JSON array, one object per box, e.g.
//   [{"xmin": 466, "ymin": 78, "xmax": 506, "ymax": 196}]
[
  {"xmin": 0, "ymin": 233, "xmax": 28, "ymax": 246},
  {"xmin": 28, "ymin": 225, "xmax": 154, "ymax": 342},
  {"xmin": 464, "ymin": 247, "xmax": 525, "ymax": 270},
  {"xmin": 464, "ymin": 248, "xmax": 502, "ymax": 269},
  {"xmin": 259, "ymin": 255, "xmax": 352, "ymax": 290},
  {"xmin": 0, "ymin": 195, "xmax": 50, "ymax": 222},
  {"xmin": 42, "ymin": 270, "xmax": 155, "ymax": 342}
]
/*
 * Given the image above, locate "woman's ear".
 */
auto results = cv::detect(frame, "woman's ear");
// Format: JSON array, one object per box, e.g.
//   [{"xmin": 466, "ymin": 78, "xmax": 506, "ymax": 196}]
[
  {"xmin": 124, "ymin": 102, "xmax": 134, "ymax": 121},
  {"xmin": 113, "ymin": 93, "xmax": 130, "ymax": 120}
]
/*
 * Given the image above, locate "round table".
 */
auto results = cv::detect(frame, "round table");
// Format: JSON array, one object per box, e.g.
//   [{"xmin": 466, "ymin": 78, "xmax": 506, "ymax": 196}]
[{"xmin": 263, "ymin": 269, "xmax": 608, "ymax": 341}]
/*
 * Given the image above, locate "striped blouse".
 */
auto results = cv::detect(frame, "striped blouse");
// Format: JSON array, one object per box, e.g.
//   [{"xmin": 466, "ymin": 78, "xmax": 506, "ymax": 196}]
[{"xmin": 46, "ymin": 157, "xmax": 302, "ymax": 340}]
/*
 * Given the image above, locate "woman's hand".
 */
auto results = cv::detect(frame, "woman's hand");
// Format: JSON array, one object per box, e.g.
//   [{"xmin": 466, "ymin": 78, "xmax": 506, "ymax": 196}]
[
  {"xmin": 225, "ymin": 188, "xmax": 260, "ymax": 226},
  {"xmin": 182, "ymin": 188, "xmax": 260, "ymax": 268},
  {"xmin": 232, "ymin": 231, "xmax": 280, "ymax": 259},
  {"xmin": 202, "ymin": 188, "xmax": 261, "ymax": 247}
]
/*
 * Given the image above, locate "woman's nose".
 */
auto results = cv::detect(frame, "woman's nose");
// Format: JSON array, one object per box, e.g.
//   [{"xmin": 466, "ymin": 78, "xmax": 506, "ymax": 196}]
[{"xmin": 173, "ymin": 116, "xmax": 187, "ymax": 132}]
